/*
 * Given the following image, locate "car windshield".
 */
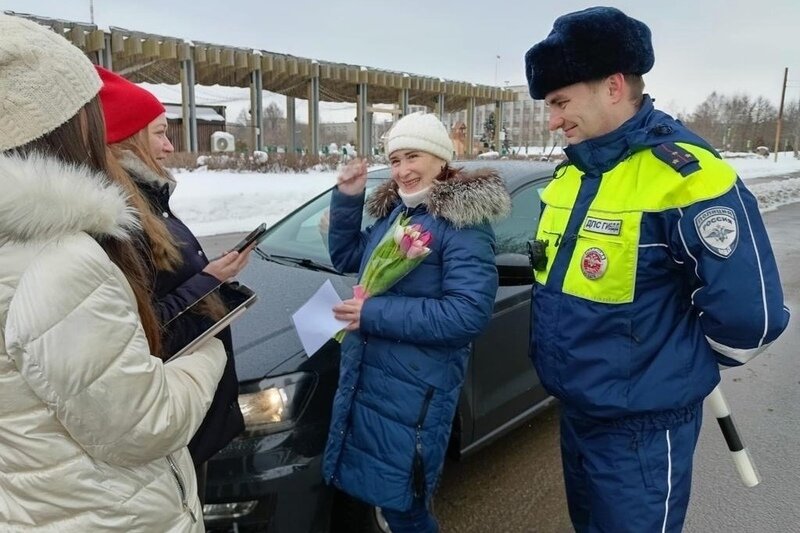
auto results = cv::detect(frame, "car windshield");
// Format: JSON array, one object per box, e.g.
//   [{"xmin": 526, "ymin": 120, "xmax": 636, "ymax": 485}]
[
  {"xmin": 258, "ymin": 165, "xmax": 550, "ymax": 269},
  {"xmin": 259, "ymin": 170, "xmax": 390, "ymax": 266}
]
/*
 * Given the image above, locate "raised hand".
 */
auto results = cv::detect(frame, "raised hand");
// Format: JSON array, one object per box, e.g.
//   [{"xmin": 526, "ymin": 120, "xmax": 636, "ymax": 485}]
[{"xmin": 337, "ymin": 158, "xmax": 368, "ymax": 196}]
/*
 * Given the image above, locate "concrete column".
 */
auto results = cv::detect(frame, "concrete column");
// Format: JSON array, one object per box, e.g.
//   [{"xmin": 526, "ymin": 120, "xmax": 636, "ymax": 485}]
[
  {"xmin": 357, "ymin": 83, "xmax": 370, "ymax": 157},
  {"xmin": 399, "ymin": 87, "xmax": 409, "ymax": 117},
  {"xmin": 99, "ymin": 32, "xmax": 113, "ymax": 69},
  {"xmin": 286, "ymin": 96, "xmax": 297, "ymax": 153},
  {"xmin": 436, "ymin": 94, "xmax": 445, "ymax": 119},
  {"xmin": 250, "ymin": 67, "xmax": 263, "ymax": 151},
  {"xmin": 307, "ymin": 72, "xmax": 320, "ymax": 156},
  {"xmin": 466, "ymin": 97, "xmax": 476, "ymax": 157},
  {"xmin": 180, "ymin": 57, "xmax": 198, "ymax": 153}
]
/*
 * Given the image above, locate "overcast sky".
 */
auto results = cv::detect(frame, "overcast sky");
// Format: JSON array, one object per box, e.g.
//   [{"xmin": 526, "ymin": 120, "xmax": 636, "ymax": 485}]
[{"xmin": 3, "ymin": 0, "xmax": 799, "ymax": 116}]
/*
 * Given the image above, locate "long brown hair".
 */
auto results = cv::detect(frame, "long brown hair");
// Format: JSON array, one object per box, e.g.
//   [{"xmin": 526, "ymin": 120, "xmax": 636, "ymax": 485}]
[
  {"xmin": 108, "ymin": 132, "xmax": 182, "ymax": 272},
  {"xmin": 7, "ymin": 96, "xmax": 163, "ymax": 355},
  {"xmin": 112, "ymin": 128, "xmax": 227, "ymax": 322}
]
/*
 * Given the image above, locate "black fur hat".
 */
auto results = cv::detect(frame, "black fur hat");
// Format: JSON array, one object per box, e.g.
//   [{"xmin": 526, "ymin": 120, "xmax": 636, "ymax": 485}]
[{"xmin": 524, "ymin": 6, "xmax": 654, "ymax": 99}]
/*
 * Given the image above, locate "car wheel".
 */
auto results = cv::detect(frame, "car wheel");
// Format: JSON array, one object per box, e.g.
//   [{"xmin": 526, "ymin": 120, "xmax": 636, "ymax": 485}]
[{"xmin": 330, "ymin": 490, "xmax": 392, "ymax": 533}]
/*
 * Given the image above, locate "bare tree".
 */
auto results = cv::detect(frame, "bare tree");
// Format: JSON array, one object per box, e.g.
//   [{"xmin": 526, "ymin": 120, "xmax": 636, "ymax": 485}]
[{"xmin": 264, "ymin": 102, "xmax": 284, "ymax": 131}]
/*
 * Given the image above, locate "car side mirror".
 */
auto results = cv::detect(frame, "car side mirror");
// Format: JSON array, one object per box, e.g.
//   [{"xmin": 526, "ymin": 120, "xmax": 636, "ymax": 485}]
[{"xmin": 495, "ymin": 253, "xmax": 534, "ymax": 286}]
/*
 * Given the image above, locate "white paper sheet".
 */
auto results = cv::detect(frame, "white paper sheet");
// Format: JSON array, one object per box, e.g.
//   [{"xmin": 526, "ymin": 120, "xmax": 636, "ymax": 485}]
[{"xmin": 291, "ymin": 279, "xmax": 350, "ymax": 357}]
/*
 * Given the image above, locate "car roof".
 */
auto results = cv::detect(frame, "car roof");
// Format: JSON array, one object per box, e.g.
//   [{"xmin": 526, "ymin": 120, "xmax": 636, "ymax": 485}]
[{"xmin": 368, "ymin": 159, "xmax": 556, "ymax": 191}]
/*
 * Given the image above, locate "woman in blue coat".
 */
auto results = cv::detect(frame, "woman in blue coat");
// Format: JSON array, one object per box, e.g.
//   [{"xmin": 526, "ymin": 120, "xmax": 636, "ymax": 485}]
[{"xmin": 323, "ymin": 112, "xmax": 511, "ymax": 532}]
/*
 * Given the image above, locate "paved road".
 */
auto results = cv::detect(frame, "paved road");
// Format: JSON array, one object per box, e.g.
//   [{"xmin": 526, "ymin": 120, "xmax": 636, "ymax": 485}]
[{"xmin": 198, "ymin": 196, "xmax": 799, "ymax": 533}]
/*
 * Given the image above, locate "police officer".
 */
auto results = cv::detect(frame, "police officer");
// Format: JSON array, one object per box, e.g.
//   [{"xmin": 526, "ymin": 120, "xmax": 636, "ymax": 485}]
[{"xmin": 524, "ymin": 7, "xmax": 789, "ymax": 532}]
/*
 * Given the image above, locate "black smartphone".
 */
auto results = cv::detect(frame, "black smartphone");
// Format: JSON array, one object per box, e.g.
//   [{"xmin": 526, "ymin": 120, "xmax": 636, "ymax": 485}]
[{"xmin": 232, "ymin": 222, "xmax": 267, "ymax": 253}]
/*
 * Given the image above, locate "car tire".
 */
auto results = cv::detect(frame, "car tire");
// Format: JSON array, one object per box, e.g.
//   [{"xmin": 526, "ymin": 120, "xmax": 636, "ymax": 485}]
[{"xmin": 330, "ymin": 490, "xmax": 391, "ymax": 533}]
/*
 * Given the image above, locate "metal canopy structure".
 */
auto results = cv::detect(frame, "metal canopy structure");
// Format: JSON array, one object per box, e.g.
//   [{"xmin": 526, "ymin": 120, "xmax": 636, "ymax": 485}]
[{"xmin": 6, "ymin": 11, "xmax": 515, "ymax": 155}]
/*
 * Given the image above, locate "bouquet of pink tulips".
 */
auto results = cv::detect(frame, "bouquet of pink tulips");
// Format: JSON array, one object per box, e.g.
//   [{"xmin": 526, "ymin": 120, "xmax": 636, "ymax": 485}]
[{"xmin": 335, "ymin": 215, "xmax": 432, "ymax": 342}]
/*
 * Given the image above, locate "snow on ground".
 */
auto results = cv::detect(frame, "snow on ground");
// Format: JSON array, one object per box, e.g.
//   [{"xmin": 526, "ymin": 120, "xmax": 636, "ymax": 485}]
[
  {"xmin": 170, "ymin": 153, "xmax": 800, "ymax": 237},
  {"xmin": 723, "ymin": 151, "xmax": 800, "ymax": 180},
  {"xmin": 170, "ymin": 169, "xmax": 338, "ymax": 236}
]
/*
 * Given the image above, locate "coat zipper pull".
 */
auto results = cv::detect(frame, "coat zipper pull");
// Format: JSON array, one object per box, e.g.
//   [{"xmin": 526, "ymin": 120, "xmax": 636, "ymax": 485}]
[{"xmin": 185, "ymin": 503, "xmax": 198, "ymax": 523}]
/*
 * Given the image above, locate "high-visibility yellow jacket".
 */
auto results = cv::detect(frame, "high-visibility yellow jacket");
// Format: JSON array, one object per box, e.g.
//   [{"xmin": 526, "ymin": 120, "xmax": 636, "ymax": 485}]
[{"xmin": 530, "ymin": 96, "xmax": 789, "ymax": 420}]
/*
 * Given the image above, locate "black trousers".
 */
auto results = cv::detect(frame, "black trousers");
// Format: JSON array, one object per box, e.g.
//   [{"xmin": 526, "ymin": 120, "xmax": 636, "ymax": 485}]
[{"xmin": 195, "ymin": 462, "xmax": 208, "ymax": 506}]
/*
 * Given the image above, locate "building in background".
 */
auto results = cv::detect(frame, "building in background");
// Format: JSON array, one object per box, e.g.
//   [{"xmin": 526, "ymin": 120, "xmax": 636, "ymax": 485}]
[
  {"xmin": 444, "ymin": 85, "xmax": 563, "ymax": 155},
  {"xmin": 164, "ymin": 103, "xmax": 226, "ymax": 152}
]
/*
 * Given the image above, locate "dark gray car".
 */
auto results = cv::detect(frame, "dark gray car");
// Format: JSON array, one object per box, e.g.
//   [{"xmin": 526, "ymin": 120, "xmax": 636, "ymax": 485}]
[{"xmin": 203, "ymin": 159, "xmax": 556, "ymax": 533}]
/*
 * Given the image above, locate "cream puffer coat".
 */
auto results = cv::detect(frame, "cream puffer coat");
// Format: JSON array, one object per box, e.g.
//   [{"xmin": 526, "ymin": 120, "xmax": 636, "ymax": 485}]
[{"xmin": 0, "ymin": 153, "xmax": 226, "ymax": 532}]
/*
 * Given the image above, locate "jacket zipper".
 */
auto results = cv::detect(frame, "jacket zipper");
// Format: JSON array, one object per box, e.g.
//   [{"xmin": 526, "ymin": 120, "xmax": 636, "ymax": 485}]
[
  {"xmin": 412, "ymin": 386, "xmax": 435, "ymax": 499},
  {"xmin": 166, "ymin": 454, "xmax": 197, "ymax": 523}
]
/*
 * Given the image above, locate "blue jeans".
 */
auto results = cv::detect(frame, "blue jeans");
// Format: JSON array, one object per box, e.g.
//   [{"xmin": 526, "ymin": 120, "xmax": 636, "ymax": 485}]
[{"xmin": 381, "ymin": 499, "xmax": 438, "ymax": 533}]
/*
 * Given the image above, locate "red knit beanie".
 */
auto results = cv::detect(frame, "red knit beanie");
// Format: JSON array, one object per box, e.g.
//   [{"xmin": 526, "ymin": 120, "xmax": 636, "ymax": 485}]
[{"xmin": 95, "ymin": 66, "xmax": 165, "ymax": 144}]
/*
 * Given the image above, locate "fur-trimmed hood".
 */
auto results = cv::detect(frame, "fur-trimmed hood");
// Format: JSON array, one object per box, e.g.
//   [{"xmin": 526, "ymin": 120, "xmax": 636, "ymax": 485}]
[
  {"xmin": 118, "ymin": 150, "xmax": 177, "ymax": 195},
  {"xmin": 366, "ymin": 168, "xmax": 511, "ymax": 229},
  {"xmin": 0, "ymin": 153, "xmax": 137, "ymax": 243}
]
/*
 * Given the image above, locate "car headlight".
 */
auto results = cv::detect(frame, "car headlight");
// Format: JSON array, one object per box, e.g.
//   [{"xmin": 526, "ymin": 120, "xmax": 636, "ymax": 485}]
[{"xmin": 238, "ymin": 372, "xmax": 315, "ymax": 435}]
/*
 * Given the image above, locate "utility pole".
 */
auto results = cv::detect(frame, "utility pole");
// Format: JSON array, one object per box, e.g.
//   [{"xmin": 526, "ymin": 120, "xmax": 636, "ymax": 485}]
[
  {"xmin": 494, "ymin": 55, "xmax": 500, "ymax": 86},
  {"xmin": 89, "ymin": 0, "xmax": 94, "ymax": 24},
  {"xmin": 774, "ymin": 67, "xmax": 788, "ymax": 162}
]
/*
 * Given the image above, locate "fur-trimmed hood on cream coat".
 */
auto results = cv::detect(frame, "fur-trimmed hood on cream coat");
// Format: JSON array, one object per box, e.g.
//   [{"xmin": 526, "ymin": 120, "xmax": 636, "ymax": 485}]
[
  {"xmin": 365, "ymin": 167, "xmax": 511, "ymax": 228},
  {"xmin": 0, "ymin": 153, "xmax": 225, "ymax": 531},
  {"xmin": 0, "ymin": 152, "xmax": 138, "ymax": 243}
]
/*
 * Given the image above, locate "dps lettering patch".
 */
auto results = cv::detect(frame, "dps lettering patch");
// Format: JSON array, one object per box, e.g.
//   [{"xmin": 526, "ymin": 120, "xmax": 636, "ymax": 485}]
[
  {"xmin": 583, "ymin": 216, "xmax": 622, "ymax": 236},
  {"xmin": 694, "ymin": 206, "xmax": 738, "ymax": 258}
]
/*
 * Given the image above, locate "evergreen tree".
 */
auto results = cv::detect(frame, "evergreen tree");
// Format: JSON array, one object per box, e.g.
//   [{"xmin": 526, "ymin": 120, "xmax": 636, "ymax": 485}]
[{"xmin": 481, "ymin": 112, "xmax": 496, "ymax": 150}]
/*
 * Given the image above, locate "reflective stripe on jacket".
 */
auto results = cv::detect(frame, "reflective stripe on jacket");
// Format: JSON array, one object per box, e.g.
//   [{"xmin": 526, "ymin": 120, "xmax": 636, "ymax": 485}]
[{"xmin": 530, "ymin": 97, "xmax": 789, "ymax": 421}]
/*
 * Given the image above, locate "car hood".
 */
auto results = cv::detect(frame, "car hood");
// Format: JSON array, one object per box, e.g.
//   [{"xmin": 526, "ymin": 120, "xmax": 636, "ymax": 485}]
[{"xmin": 230, "ymin": 255, "xmax": 355, "ymax": 382}]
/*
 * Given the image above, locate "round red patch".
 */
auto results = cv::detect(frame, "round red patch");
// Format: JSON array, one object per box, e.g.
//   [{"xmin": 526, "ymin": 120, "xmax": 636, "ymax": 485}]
[{"xmin": 581, "ymin": 247, "xmax": 608, "ymax": 280}]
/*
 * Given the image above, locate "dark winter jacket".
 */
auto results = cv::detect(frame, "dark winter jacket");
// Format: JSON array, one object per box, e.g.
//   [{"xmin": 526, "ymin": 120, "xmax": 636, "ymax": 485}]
[
  {"xmin": 322, "ymin": 169, "xmax": 511, "ymax": 512},
  {"xmin": 120, "ymin": 151, "xmax": 244, "ymax": 465},
  {"xmin": 531, "ymin": 95, "xmax": 789, "ymax": 423}
]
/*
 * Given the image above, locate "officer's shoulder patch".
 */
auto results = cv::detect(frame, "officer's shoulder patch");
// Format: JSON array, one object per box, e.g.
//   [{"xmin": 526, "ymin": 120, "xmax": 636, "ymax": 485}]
[
  {"xmin": 693, "ymin": 206, "xmax": 739, "ymax": 258},
  {"xmin": 652, "ymin": 143, "xmax": 701, "ymax": 177}
]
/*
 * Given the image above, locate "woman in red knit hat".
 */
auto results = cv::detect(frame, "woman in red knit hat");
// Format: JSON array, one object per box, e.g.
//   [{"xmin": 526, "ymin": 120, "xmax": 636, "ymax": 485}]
[{"xmin": 95, "ymin": 66, "xmax": 251, "ymax": 499}]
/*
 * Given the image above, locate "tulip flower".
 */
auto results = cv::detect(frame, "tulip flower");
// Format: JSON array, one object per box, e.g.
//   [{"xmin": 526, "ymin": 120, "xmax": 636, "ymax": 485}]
[{"xmin": 334, "ymin": 215, "xmax": 432, "ymax": 342}]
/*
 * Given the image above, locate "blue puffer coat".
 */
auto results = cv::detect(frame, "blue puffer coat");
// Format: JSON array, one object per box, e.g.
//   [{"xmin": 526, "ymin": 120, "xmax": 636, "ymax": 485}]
[{"xmin": 322, "ymin": 169, "xmax": 511, "ymax": 512}]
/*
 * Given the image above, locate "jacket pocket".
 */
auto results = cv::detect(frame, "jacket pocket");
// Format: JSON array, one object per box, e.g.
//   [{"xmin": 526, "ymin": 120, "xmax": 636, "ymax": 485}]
[
  {"xmin": 562, "ymin": 231, "xmax": 638, "ymax": 305},
  {"xmin": 630, "ymin": 432, "xmax": 655, "ymax": 489},
  {"xmin": 533, "ymin": 205, "xmax": 571, "ymax": 286}
]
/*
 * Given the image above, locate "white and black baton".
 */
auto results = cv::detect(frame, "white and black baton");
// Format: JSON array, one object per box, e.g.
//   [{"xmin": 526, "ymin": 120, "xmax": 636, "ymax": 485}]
[{"xmin": 705, "ymin": 385, "xmax": 761, "ymax": 487}]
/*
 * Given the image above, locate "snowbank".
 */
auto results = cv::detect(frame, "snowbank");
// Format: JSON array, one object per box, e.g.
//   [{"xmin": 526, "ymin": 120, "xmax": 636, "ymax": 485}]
[{"xmin": 169, "ymin": 154, "xmax": 800, "ymax": 236}]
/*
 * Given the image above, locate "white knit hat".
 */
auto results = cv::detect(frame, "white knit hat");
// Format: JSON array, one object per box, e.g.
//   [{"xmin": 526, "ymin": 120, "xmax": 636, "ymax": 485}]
[
  {"xmin": 385, "ymin": 112, "xmax": 454, "ymax": 162},
  {"xmin": 0, "ymin": 14, "xmax": 102, "ymax": 151}
]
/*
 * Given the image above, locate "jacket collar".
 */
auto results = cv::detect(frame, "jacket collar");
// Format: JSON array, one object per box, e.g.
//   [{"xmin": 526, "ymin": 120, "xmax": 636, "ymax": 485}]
[
  {"xmin": 564, "ymin": 95, "xmax": 715, "ymax": 175},
  {"xmin": 366, "ymin": 168, "xmax": 511, "ymax": 229},
  {"xmin": 0, "ymin": 153, "xmax": 137, "ymax": 244},
  {"xmin": 118, "ymin": 150, "xmax": 176, "ymax": 197}
]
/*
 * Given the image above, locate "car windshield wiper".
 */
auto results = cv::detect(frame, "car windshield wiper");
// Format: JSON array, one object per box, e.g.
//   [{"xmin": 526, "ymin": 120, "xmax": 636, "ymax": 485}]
[{"xmin": 253, "ymin": 248, "xmax": 341, "ymax": 274}]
